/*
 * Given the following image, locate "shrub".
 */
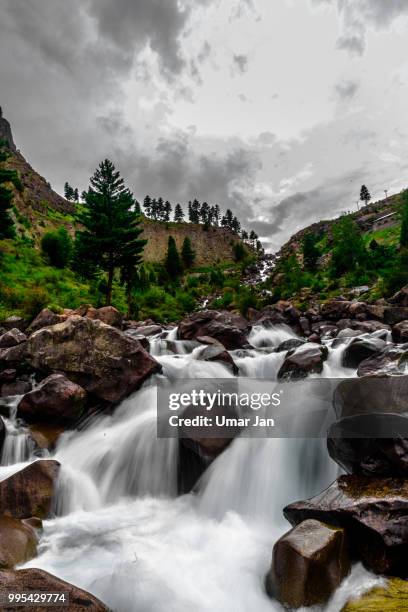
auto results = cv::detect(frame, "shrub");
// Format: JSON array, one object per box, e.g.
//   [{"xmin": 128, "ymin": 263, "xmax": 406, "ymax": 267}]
[
  {"xmin": 41, "ymin": 227, "xmax": 73, "ymax": 268},
  {"xmin": 22, "ymin": 286, "xmax": 50, "ymax": 317}
]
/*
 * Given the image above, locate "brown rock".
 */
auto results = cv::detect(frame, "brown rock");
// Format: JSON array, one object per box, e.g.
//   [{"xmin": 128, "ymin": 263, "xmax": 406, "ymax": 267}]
[
  {"xmin": 17, "ymin": 373, "xmax": 87, "ymax": 425},
  {"xmin": 0, "ymin": 369, "xmax": 17, "ymax": 382},
  {"xmin": 178, "ymin": 310, "xmax": 250, "ymax": 349},
  {"xmin": 0, "ymin": 568, "xmax": 109, "ymax": 611},
  {"xmin": 278, "ymin": 343, "xmax": 328, "ymax": 380},
  {"xmin": 1, "ymin": 379, "xmax": 32, "ymax": 397},
  {"xmin": 197, "ymin": 344, "xmax": 239, "ymax": 374},
  {"xmin": 0, "ymin": 460, "xmax": 60, "ymax": 519},
  {"xmin": 389, "ymin": 285, "xmax": 408, "ymax": 307},
  {"xmin": 29, "ymin": 424, "xmax": 64, "ymax": 450},
  {"xmin": 321, "ymin": 300, "xmax": 352, "ymax": 321},
  {"xmin": 0, "ymin": 342, "xmax": 27, "ymax": 368},
  {"xmin": 86, "ymin": 305, "xmax": 123, "ymax": 328},
  {"xmin": 392, "ymin": 320, "xmax": 408, "ymax": 343},
  {"xmin": 0, "ymin": 329, "xmax": 27, "ymax": 348},
  {"xmin": 26, "ymin": 316, "xmax": 161, "ymax": 403},
  {"xmin": 0, "ymin": 516, "xmax": 38, "ymax": 569},
  {"xmin": 27, "ymin": 308, "xmax": 64, "ymax": 334},
  {"xmin": 1, "ymin": 316, "xmax": 28, "ymax": 332},
  {"xmin": 384, "ymin": 307, "xmax": 408, "ymax": 326},
  {"xmin": 266, "ymin": 519, "xmax": 350, "ymax": 608},
  {"xmin": 284, "ymin": 475, "xmax": 408, "ymax": 576}
]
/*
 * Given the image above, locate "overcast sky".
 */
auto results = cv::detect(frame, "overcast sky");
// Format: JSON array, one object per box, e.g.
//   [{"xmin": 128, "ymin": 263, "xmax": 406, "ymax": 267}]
[{"xmin": 1, "ymin": 0, "xmax": 408, "ymax": 251}]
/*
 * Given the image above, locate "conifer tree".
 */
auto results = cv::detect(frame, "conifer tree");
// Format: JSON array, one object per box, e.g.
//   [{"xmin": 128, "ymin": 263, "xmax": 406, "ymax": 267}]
[
  {"xmin": 64, "ymin": 182, "xmax": 75, "ymax": 201},
  {"xmin": 174, "ymin": 203, "xmax": 184, "ymax": 222},
  {"xmin": 164, "ymin": 200, "xmax": 172, "ymax": 222},
  {"xmin": 181, "ymin": 236, "xmax": 196, "ymax": 269},
  {"xmin": 143, "ymin": 195, "xmax": 152, "ymax": 217},
  {"xmin": 165, "ymin": 236, "xmax": 182, "ymax": 278},
  {"xmin": 75, "ymin": 159, "xmax": 146, "ymax": 305},
  {"xmin": 360, "ymin": 185, "xmax": 371, "ymax": 207}
]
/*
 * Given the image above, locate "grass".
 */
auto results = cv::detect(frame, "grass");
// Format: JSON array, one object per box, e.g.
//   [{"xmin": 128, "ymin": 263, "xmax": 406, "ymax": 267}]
[{"xmin": 363, "ymin": 224, "xmax": 401, "ymax": 247}]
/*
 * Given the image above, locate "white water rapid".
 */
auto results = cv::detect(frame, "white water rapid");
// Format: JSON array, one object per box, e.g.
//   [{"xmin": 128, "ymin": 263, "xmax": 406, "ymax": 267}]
[{"xmin": 0, "ymin": 325, "xmax": 387, "ymax": 611}]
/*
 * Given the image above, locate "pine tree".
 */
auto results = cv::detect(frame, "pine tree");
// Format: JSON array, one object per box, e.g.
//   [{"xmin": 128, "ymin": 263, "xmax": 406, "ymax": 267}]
[
  {"xmin": 221, "ymin": 209, "xmax": 234, "ymax": 229},
  {"xmin": 75, "ymin": 159, "xmax": 146, "ymax": 305},
  {"xmin": 331, "ymin": 216, "xmax": 366, "ymax": 276},
  {"xmin": 156, "ymin": 197, "xmax": 165, "ymax": 221},
  {"xmin": 73, "ymin": 188, "xmax": 79, "ymax": 202},
  {"xmin": 143, "ymin": 195, "xmax": 152, "ymax": 217},
  {"xmin": 165, "ymin": 236, "xmax": 182, "ymax": 278},
  {"xmin": 303, "ymin": 232, "xmax": 320, "ymax": 271},
  {"xmin": 231, "ymin": 216, "xmax": 241, "ymax": 234},
  {"xmin": 164, "ymin": 200, "xmax": 172, "ymax": 222},
  {"xmin": 400, "ymin": 189, "xmax": 408, "ymax": 248},
  {"xmin": 360, "ymin": 185, "xmax": 371, "ymax": 207},
  {"xmin": 241, "ymin": 230, "xmax": 249, "ymax": 240},
  {"xmin": 181, "ymin": 237, "xmax": 196, "ymax": 269},
  {"xmin": 174, "ymin": 203, "xmax": 184, "ymax": 222},
  {"xmin": 213, "ymin": 204, "xmax": 220, "ymax": 226},
  {"xmin": 64, "ymin": 182, "xmax": 75, "ymax": 201}
]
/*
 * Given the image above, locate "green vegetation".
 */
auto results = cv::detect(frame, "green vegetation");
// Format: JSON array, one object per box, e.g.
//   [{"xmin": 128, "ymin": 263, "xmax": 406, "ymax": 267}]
[
  {"xmin": 41, "ymin": 227, "xmax": 73, "ymax": 268},
  {"xmin": 181, "ymin": 237, "xmax": 196, "ymax": 269},
  {"xmin": 0, "ymin": 141, "xmax": 19, "ymax": 239}
]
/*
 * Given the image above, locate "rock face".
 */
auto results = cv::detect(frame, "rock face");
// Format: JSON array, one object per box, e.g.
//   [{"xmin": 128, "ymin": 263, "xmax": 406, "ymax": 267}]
[
  {"xmin": 0, "ymin": 113, "xmax": 17, "ymax": 152},
  {"xmin": 26, "ymin": 316, "xmax": 161, "ymax": 403},
  {"xmin": 284, "ymin": 475, "xmax": 408, "ymax": 576},
  {"xmin": 278, "ymin": 343, "xmax": 328, "ymax": 379},
  {"xmin": 0, "ymin": 568, "xmax": 109, "ymax": 611},
  {"xmin": 341, "ymin": 577, "xmax": 408, "ymax": 611},
  {"xmin": 0, "ymin": 516, "xmax": 38, "ymax": 569},
  {"xmin": 328, "ymin": 414, "xmax": 408, "ymax": 477},
  {"xmin": 0, "ymin": 460, "xmax": 60, "ymax": 519},
  {"xmin": 342, "ymin": 337, "xmax": 386, "ymax": 369},
  {"xmin": 17, "ymin": 374, "xmax": 87, "ymax": 425},
  {"xmin": 178, "ymin": 310, "xmax": 250, "ymax": 349},
  {"xmin": 266, "ymin": 519, "xmax": 350, "ymax": 608}
]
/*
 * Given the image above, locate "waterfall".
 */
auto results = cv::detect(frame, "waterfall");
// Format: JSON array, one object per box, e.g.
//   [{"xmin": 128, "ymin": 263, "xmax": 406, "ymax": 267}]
[{"xmin": 11, "ymin": 324, "xmax": 376, "ymax": 611}]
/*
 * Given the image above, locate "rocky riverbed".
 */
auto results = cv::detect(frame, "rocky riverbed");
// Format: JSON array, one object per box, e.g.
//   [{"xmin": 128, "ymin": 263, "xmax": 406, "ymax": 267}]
[{"xmin": 0, "ymin": 290, "xmax": 407, "ymax": 610}]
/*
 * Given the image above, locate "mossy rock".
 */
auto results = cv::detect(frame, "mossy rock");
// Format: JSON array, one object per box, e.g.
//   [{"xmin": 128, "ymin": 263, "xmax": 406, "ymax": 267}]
[{"xmin": 342, "ymin": 578, "xmax": 408, "ymax": 611}]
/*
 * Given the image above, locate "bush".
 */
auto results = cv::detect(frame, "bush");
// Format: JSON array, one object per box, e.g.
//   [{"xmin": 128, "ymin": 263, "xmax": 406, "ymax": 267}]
[
  {"xmin": 41, "ymin": 228, "xmax": 73, "ymax": 268},
  {"xmin": 22, "ymin": 286, "xmax": 50, "ymax": 317}
]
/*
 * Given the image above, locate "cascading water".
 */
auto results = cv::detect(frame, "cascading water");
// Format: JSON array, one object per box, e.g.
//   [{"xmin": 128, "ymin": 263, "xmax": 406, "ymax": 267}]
[{"xmin": 0, "ymin": 324, "xmax": 386, "ymax": 611}]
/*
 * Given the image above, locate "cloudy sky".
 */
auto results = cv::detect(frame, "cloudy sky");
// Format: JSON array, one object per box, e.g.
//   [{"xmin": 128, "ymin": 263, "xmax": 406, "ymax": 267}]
[{"xmin": 1, "ymin": 0, "xmax": 408, "ymax": 251}]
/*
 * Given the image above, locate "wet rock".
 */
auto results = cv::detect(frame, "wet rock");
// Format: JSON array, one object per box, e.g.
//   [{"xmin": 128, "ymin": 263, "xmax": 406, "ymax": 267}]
[
  {"xmin": 0, "ymin": 369, "xmax": 16, "ymax": 382},
  {"xmin": 0, "ymin": 459, "xmax": 60, "ymax": 519},
  {"xmin": 27, "ymin": 308, "xmax": 64, "ymax": 334},
  {"xmin": 0, "ymin": 516, "xmax": 38, "ymax": 569},
  {"xmin": 251, "ymin": 305, "xmax": 287, "ymax": 327},
  {"xmin": 196, "ymin": 335, "xmax": 223, "ymax": 346},
  {"xmin": 1, "ymin": 379, "xmax": 32, "ymax": 397},
  {"xmin": 0, "ymin": 342, "xmax": 27, "ymax": 368},
  {"xmin": 196, "ymin": 344, "xmax": 239, "ymax": 374},
  {"xmin": 341, "ymin": 577, "xmax": 408, "ymax": 611},
  {"xmin": 299, "ymin": 316, "xmax": 311, "ymax": 335},
  {"xmin": 392, "ymin": 321, "xmax": 408, "ymax": 343},
  {"xmin": 17, "ymin": 373, "xmax": 87, "ymax": 425},
  {"xmin": 328, "ymin": 413, "xmax": 408, "ymax": 477},
  {"xmin": 307, "ymin": 333, "xmax": 321, "ymax": 344},
  {"xmin": 0, "ymin": 416, "xmax": 5, "ymax": 454},
  {"xmin": 278, "ymin": 343, "xmax": 328, "ymax": 380},
  {"xmin": 275, "ymin": 338, "xmax": 305, "ymax": 353},
  {"xmin": 284, "ymin": 475, "xmax": 408, "ymax": 576},
  {"xmin": 28, "ymin": 424, "xmax": 64, "ymax": 451},
  {"xmin": 178, "ymin": 310, "xmax": 250, "ymax": 350},
  {"xmin": 321, "ymin": 300, "xmax": 352, "ymax": 321},
  {"xmin": 342, "ymin": 337, "xmax": 387, "ymax": 369},
  {"xmin": 0, "ymin": 568, "xmax": 109, "ymax": 611},
  {"xmin": 0, "ymin": 329, "xmax": 27, "ymax": 348},
  {"xmin": 26, "ymin": 316, "xmax": 161, "ymax": 403},
  {"xmin": 357, "ymin": 345, "xmax": 405, "ymax": 377},
  {"xmin": 333, "ymin": 376, "xmax": 408, "ymax": 418},
  {"xmin": 266, "ymin": 519, "xmax": 350, "ymax": 608},
  {"xmin": 384, "ymin": 307, "xmax": 408, "ymax": 326},
  {"xmin": 129, "ymin": 324, "xmax": 162, "ymax": 337}
]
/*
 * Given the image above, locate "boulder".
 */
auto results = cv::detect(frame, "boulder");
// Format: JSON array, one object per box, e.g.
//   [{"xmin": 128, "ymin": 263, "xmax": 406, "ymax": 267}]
[
  {"xmin": 357, "ymin": 345, "xmax": 405, "ymax": 377},
  {"xmin": 129, "ymin": 324, "xmax": 162, "ymax": 337},
  {"xmin": 196, "ymin": 344, "xmax": 239, "ymax": 374},
  {"xmin": 250, "ymin": 305, "xmax": 287, "ymax": 327},
  {"xmin": 342, "ymin": 337, "xmax": 387, "ymax": 369},
  {"xmin": 284, "ymin": 475, "xmax": 408, "ymax": 576},
  {"xmin": 0, "ymin": 329, "xmax": 27, "ymax": 349},
  {"xmin": 328, "ymin": 414, "xmax": 408, "ymax": 477},
  {"xmin": 86, "ymin": 305, "xmax": 123, "ymax": 328},
  {"xmin": 17, "ymin": 374, "xmax": 87, "ymax": 425},
  {"xmin": 0, "ymin": 342, "xmax": 27, "ymax": 368},
  {"xmin": 275, "ymin": 338, "xmax": 305, "ymax": 353},
  {"xmin": 266, "ymin": 519, "xmax": 350, "ymax": 608},
  {"xmin": 278, "ymin": 343, "xmax": 328, "ymax": 380},
  {"xmin": 28, "ymin": 424, "xmax": 64, "ymax": 451},
  {"xmin": 321, "ymin": 300, "xmax": 352, "ymax": 321},
  {"xmin": 178, "ymin": 310, "xmax": 250, "ymax": 350},
  {"xmin": 341, "ymin": 577, "xmax": 408, "ymax": 612},
  {"xmin": 1, "ymin": 316, "xmax": 28, "ymax": 332},
  {"xmin": 26, "ymin": 316, "xmax": 161, "ymax": 403},
  {"xmin": 0, "ymin": 568, "xmax": 109, "ymax": 611},
  {"xmin": 392, "ymin": 321, "xmax": 408, "ymax": 343},
  {"xmin": 384, "ymin": 307, "xmax": 408, "ymax": 326},
  {"xmin": 389, "ymin": 286, "xmax": 408, "ymax": 307},
  {"xmin": 0, "ymin": 516, "xmax": 38, "ymax": 569},
  {"xmin": 1, "ymin": 379, "xmax": 32, "ymax": 397},
  {"xmin": 196, "ymin": 335, "xmax": 224, "ymax": 346},
  {"xmin": 0, "ymin": 460, "xmax": 60, "ymax": 519},
  {"xmin": 333, "ymin": 376, "xmax": 408, "ymax": 419},
  {"xmin": 0, "ymin": 369, "xmax": 16, "ymax": 382},
  {"xmin": 27, "ymin": 308, "xmax": 64, "ymax": 334}
]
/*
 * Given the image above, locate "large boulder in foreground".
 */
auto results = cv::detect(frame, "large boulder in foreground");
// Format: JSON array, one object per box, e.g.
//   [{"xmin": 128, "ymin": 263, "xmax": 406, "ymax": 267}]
[
  {"xmin": 328, "ymin": 414, "xmax": 408, "ymax": 477},
  {"xmin": 0, "ymin": 516, "xmax": 38, "ymax": 569},
  {"xmin": 178, "ymin": 310, "xmax": 250, "ymax": 349},
  {"xmin": 342, "ymin": 577, "xmax": 408, "ymax": 611},
  {"xmin": 278, "ymin": 343, "xmax": 328, "ymax": 380},
  {"xmin": 0, "ymin": 568, "xmax": 109, "ymax": 611},
  {"xmin": 342, "ymin": 337, "xmax": 387, "ymax": 369},
  {"xmin": 333, "ymin": 376, "xmax": 408, "ymax": 419},
  {"xmin": 266, "ymin": 519, "xmax": 350, "ymax": 608},
  {"xmin": 26, "ymin": 316, "xmax": 161, "ymax": 403},
  {"xmin": 284, "ymin": 475, "xmax": 408, "ymax": 576},
  {"xmin": 0, "ymin": 460, "xmax": 60, "ymax": 519},
  {"xmin": 17, "ymin": 374, "xmax": 87, "ymax": 425},
  {"xmin": 0, "ymin": 328, "xmax": 27, "ymax": 348}
]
